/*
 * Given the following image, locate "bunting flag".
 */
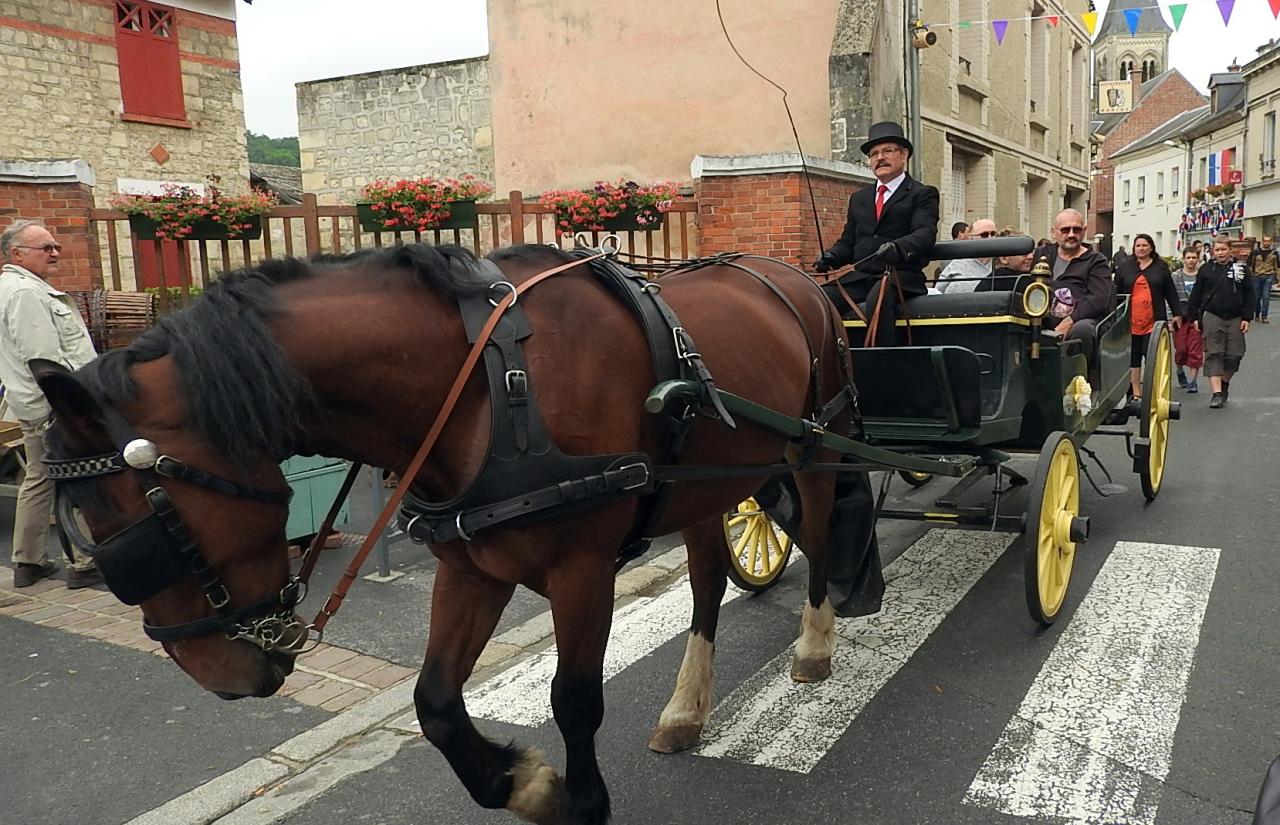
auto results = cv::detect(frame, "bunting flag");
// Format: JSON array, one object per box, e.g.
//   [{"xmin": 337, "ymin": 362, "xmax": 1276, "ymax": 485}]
[
  {"xmin": 992, "ymin": 19, "xmax": 1009, "ymax": 43},
  {"xmin": 1217, "ymin": 0, "xmax": 1235, "ymax": 24},
  {"xmin": 1270, "ymin": 0, "xmax": 1280, "ymax": 17},
  {"xmin": 1169, "ymin": 3, "xmax": 1188, "ymax": 29},
  {"xmin": 1124, "ymin": 7, "xmax": 1143, "ymax": 33},
  {"xmin": 1082, "ymin": 10, "xmax": 1098, "ymax": 34},
  {"xmin": 1047, "ymin": 14, "xmax": 1060, "ymax": 25},
  {"xmin": 958, "ymin": 20, "xmax": 972, "ymax": 28}
]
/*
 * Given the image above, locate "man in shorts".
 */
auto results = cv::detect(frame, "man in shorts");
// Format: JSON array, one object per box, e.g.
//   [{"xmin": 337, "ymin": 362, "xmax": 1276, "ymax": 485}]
[{"xmin": 1186, "ymin": 237, "xmax": 1256, "ymax": 408}]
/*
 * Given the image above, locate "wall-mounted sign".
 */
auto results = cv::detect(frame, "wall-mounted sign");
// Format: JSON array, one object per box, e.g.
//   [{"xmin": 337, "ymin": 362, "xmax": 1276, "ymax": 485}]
[
  {"xmin": 1097, "ymin": 81, "xmax": 1133, "ymax": 114},
  {"xmin": 1227, "ymin": 169, "xmax": 1244, "ymax": 185}
]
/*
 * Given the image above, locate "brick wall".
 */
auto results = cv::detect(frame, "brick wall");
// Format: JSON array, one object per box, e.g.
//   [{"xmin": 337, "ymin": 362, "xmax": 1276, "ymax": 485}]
[
  {"xmin": 694, "ymin": 162, "xmax": 868, "ymax": 266},
  {"xmin": 0, "ymin": 181, "xmax": 101, "ymax": 292},
  {"xmin": 1091, "ymin": 72, "xmax": 1205, "ymax": 227}
]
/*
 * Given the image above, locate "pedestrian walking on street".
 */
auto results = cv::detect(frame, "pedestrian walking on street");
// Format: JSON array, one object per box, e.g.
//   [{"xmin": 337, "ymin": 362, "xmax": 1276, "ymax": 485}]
[
  {"xmin": 1172, "ymin": 248, "xmax": 1205, "ymax": 392},
  {"xmin": 1186, "ymin": 236, "xmax": 1256, "ymax": 409},
  {"xmin": 0, "ymin": 220, "xmax": 102, "ymax": 588},
  {"xmin": 1249, "ymin": 236, "xmax": 1278, "ymax": 323},
  {"xmin": 1114, "ymin": 234, "xmax": 1182, "ymax": 403}
]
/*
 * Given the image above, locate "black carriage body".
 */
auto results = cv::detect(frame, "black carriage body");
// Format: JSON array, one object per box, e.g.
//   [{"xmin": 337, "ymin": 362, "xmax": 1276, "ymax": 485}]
[{"xmin": 846, "ymin": 290, "xmax": 1133, "ymax": 452}]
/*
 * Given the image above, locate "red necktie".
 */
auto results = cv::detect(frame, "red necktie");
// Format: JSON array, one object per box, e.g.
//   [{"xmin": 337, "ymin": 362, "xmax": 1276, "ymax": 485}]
[{"xmin": 875, "ymin": 184, "xmax": 889, "ymax": 220}]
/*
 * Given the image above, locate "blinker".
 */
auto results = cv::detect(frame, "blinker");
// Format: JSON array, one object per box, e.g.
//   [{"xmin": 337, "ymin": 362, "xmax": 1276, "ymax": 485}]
[{"xmin": 123, "ymin": 438, "xmax": 160, "ymax": 469}]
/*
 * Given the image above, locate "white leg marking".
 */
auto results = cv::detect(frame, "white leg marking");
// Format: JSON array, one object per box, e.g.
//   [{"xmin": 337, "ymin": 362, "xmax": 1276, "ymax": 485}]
[
  {"xmin": 964, "ymin": 541, "xmax": 1220, "ymax": 825},
  {"xmin": 794, "ymin": 597, "xmax": 836, "ymax": 664},
  {"xmin": 656, "ymin": 633, "xmax": 716, "ymax": 731},
  {"xmin": 506, "ymin": 747, "xmax": 562, "ymax": 825}
]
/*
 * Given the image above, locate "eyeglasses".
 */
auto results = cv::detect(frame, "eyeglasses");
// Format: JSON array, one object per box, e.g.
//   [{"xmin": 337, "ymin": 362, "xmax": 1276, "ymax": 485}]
[
  {"xmin": 1057, "ymin": 226, "xmax": 1085, "ymax": 235},
  {"xmin": 14, "ymin": 243, "xmax": 62, "ymax": 253},
  {"xmin": 975, "ymin": 231, "xmax": 996, "ymax": 238}
]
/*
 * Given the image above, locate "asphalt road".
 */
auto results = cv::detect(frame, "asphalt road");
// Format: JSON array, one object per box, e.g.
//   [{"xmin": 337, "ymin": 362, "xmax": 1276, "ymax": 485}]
[{"xmin": 4, "ymin": 326, "xmax": 1280, "ymax": 825}]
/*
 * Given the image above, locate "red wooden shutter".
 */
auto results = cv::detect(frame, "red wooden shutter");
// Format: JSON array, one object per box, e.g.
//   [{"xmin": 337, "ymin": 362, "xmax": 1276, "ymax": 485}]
[{"xmin": 115, "ymin": 0, "xmax": 186, "ymax": 121}]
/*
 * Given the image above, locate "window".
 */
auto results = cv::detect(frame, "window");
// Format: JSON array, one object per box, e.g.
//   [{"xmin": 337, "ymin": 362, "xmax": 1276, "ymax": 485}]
[
  {"xmin": 115, "ymin": 0, "xmax": 186, "ymax": 122},
  {"xmin": 1029, "ymin": 3, "xmax": 1048, "ymax": 112},
  {"xmin": 1138, "ymin": 176, "xmax": 1146, "ymax": 206},
  {"xmin": 958, "ymin": 0, "xmax": 987, "ymax": 81},
  {"xmin": 1199, "ymin": 156, "xmax": 1208, "ymax": 188},
  {"xmin": 1157, "ymin": 172, "xmax": 1165, "ymax": 201},
  {"xmin": 1265, "ymin": 112, "xmax": 1277, "ymax": 177},
  {"xmin": 1172, "ymin": 166, "xmax": 1180, "ymax": 199},
  {"xmin": 1123, "ymin": 179, "xmax": 1131, "ymax": 208}
]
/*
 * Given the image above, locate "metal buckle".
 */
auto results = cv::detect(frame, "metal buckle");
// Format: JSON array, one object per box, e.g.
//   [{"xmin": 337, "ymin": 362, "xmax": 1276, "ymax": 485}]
[
  {"xmin": 599, "ymin": 233, "xmax": 621, "ymax": 255},
  {"xmin": 487, "ymin": 280, "xmax": 518, "ymax": 308},
  {"xmin": 505, "ymin": 369, "xmax": 528, "ymax": 398},
  {"xmin": 454, "ymin": 511, "xmax": 474, "ymax": 542},
  {"xmin": 672, "ymin": 327, "xmax": 700, "ymax": 362},
  {"xmin": 617, "ymin": 462, "xmax": 651, "ymax": 492}
]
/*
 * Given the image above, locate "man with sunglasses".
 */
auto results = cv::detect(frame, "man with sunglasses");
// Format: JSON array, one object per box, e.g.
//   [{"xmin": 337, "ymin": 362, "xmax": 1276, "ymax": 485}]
[
  {"xmin": 935, "ymin": 218, "xmax": 997, "ymax": 293},
  {"xmin": 1034, "ymin": 208, "xmax": 1114, "ymax": 371},
  {"xmin": 0, "ymin": 220, "xmax": 101, "ymax": 588}
]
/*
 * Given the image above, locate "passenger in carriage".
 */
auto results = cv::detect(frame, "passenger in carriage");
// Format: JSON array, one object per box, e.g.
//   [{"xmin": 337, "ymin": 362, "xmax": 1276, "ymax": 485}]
[
  {"xmin": 1034, "ymin": 208, "xmax": 1114, "ymax": 370},
  {"xmin": 935, "ymin": 218, "xmax": 996, "ymax": 293},
  {"xmin": 975, "ymin": 233, "xmax": 1035, "ymax": 292},
  {"xmin": 813, "ymin": 121, "xmax": 939, "ymax": 344}
]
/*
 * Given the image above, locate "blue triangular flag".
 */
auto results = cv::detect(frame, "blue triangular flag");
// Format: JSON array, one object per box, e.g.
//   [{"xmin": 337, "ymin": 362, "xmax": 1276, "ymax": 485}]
[{"xmin": 1123, "ymin": 7, "xmax": 1142, "ymax": 34}]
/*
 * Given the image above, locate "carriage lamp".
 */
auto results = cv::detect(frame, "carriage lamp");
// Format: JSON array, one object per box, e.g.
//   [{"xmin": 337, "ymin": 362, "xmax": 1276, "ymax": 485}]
[
  {"xmin": 1025, "ymin": 257, "xmax": 1053, "ymax": 359},
  {"xmin": 910, "ymin": 21, "xmax": 936, "ymax": 49}
]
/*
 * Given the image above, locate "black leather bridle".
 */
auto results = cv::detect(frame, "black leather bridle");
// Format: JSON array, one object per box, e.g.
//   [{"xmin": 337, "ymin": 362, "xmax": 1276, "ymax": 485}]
[{"xmin": 46, "ymin": 422, "xmax": 313, "ymax": 653}]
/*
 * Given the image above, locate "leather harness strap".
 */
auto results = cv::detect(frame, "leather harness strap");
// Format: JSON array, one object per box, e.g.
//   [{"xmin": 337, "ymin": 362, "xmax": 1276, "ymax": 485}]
[{"xmin": 309, "ymin": 252, "xmax": 607, "ymax": 632}]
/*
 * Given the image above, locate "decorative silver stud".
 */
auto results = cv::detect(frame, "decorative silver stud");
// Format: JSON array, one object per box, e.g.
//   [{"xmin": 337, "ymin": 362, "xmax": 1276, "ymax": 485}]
[{"xmin": 122, "ymin": 438, "xmax": 159, "ymax": 469}]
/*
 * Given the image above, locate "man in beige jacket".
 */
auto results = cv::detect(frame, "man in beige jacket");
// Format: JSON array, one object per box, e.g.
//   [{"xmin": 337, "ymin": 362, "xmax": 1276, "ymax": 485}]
[{"xmin": 0, "ymin": 220, "xmax": 101, "ymax": 588}]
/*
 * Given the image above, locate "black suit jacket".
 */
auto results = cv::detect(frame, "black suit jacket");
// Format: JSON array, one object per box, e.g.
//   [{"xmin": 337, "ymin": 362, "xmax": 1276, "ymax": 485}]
[{"xmin": 825, "ymin": 174, "xmax": 940, "ymax": 295}]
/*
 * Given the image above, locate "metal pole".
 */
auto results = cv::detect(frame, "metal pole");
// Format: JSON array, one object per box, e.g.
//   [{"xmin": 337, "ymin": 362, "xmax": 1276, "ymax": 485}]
[
  {"xmin": 906, "ymin": 0, "xmax": 923, "ymax": 180},
  {"xmin": 369, "ymin": 465, "xmax": 391, "ymax": 577}
]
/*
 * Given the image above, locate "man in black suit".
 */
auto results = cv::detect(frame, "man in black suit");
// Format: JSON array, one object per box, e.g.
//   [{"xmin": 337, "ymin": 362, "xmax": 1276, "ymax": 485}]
[{"xmin": 814, "ymin": 121, "xmax": 940, "ymax": 345}]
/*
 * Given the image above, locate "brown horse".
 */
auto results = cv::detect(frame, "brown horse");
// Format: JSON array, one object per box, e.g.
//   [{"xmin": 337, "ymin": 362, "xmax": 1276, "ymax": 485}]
[{"xmin": 37, "ymin": 243, "xmax": 856, "ymax": 825}]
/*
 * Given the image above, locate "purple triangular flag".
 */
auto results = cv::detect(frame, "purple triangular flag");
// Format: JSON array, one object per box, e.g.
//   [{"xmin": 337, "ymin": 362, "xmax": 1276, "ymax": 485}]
[
  {"xmin": 992, "ymin": 19, "xmax": 1008, "ymax": 44},
  {"xmin": 1123, "ymin": 7, "xmax": 1142, "ymax": 34},
  {"xmin": 1217, "ymin": 0, "xmax": 1235, "ymax": 24}
]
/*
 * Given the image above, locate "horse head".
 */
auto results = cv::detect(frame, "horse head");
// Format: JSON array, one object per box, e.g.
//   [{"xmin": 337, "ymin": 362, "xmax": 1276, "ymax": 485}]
[{"xmin": 33, "ymin": 267, "xmax": 321, "ymax": 699}]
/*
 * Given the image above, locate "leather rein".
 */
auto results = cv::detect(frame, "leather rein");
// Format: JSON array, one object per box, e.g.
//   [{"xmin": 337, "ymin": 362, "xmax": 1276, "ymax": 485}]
[{"xmin": 47, "ymin": 252, "xmax": 606, "ymax": 653}]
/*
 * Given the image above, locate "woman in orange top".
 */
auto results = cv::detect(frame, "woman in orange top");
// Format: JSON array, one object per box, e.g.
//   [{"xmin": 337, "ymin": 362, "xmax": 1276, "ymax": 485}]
[{"xmin": 1114, "ymin": 234, "xmax": 1183, "ymax": 402}]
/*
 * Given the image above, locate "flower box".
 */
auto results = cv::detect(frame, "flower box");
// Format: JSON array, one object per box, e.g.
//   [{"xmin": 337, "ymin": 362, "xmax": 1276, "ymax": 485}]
[
  {"xmin": 129, "ymin": 214, "xmax": 263, "ymax": 241},
  {"xmin": 601, "ymin": 208, "xmax": 665, "ymax": 232},
  {"xmin": 356, "ymin": 198, "xmax": 478, "ymax": 233}
]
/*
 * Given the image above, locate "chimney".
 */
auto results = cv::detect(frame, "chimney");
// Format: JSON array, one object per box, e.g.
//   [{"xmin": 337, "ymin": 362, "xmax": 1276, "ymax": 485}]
[
  {"xmin": 1131, "ymin": 71, "xmax": 1143, "ymax": 105},
  {"xmin": 1228, "ymin": 56, "xmax": 1241, "ymax": 72}
]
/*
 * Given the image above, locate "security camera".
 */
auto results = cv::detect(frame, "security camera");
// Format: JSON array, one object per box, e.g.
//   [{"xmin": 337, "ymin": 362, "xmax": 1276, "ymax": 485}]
[{"xmin": 911, "ymin": 23, "xmax": 937, "ymax": 49}]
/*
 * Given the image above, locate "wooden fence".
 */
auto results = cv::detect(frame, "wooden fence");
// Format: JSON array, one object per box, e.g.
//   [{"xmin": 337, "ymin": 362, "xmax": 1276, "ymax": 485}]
[{"xmin": 88, "ymin": 191, "xmax": 699, "ymax": 313}]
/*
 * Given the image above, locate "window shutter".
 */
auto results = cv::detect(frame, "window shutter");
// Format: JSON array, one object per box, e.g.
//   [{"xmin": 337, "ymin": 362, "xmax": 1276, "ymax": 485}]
[{"xmin": 115, "ymin": 0, "xmax": 186, "ymax": 121}]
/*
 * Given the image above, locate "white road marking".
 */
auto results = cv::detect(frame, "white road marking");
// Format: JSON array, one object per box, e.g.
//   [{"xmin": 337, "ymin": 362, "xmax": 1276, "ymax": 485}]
[
  {"xmin": 964, "ymin": 541, "xmax": 1220, "ymax": 825},
  {"xmin": 695, "ymin": 529, "xmax": 1012, "ymax": 773},
  {"xmin": 465, "ymin": 575, "xmax": 742, "ymax": 726}
]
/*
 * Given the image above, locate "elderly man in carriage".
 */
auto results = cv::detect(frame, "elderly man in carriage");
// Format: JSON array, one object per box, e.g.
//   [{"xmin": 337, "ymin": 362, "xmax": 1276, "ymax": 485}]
[{"xmin": 814, "ymin": 121, "xmax": 940, "ymax": 345}]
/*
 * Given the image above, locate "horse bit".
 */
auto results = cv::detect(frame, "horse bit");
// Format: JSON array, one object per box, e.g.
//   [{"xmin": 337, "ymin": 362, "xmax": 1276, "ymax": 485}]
[{"xmin": 47, "ymin": 429, "xmax": 319, "ymax": 655}]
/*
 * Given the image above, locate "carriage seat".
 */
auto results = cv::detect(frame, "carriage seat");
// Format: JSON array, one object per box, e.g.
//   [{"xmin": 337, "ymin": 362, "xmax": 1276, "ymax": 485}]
[{"xmin": 902, "ymin": 289, "xmax": 1020, "ymax": 320}]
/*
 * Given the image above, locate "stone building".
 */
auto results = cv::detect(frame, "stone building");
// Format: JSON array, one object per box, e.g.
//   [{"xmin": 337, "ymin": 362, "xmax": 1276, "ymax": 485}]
[
  {"xmin": 916, "ymin": 0, "xmax": 1092, "ymax": 237},
  {"xmin": 1092, "ymin": 0, "xmax": 1171, "ymax": 90},
  {"xmin": 0, "ymin": 0, "xmax": 250, "ymax": 290},
  {"xmin": 1242, "ymin": 41, "xmax": 1280, "ymax": 239},
  {"xmin": 295, "ymin": 0, "xmax": 1092, "ymax": 258},
  {"xmin": 297, "ymin": 58, "xmax": 493, "ymax": 205},
  {"xmin": 1182, "ymin": 69, "xmax": 1247, "ymax": 247},
  {"xmin": 1109, "ymin": 106, "xmax": 1207, "ymax": 255}
]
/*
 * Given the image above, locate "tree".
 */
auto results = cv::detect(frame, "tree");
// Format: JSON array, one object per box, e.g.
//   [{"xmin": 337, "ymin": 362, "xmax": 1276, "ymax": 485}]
[{"xmin": 245, "ymin": 131, "xmax": 300, "ymax": 166}]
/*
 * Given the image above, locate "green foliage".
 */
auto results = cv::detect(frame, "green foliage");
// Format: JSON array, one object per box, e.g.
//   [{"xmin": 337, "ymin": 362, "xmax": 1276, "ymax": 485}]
[{"xmin": 245, "ymin": 131, "xmax": 300, "ymax": 166}]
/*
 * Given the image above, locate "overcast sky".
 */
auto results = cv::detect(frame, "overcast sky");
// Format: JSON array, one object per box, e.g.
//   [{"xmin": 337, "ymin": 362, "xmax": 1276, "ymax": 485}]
[{"xmin": 237, "ymin": 1, "xmax": 1280, "ymax": 139}]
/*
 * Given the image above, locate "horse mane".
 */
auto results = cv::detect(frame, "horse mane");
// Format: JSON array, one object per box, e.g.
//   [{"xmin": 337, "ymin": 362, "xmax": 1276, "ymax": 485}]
[{"xmin": 76, "ymin": 243, "xmax": 491, "ymax": 465}]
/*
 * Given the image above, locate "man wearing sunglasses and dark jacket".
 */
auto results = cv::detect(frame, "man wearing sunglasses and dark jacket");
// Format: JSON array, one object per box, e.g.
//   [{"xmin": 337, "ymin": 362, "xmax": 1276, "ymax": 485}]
[{"xmin": 1031, "ymin": 208, "xmax": 1114, "ymax": 371}]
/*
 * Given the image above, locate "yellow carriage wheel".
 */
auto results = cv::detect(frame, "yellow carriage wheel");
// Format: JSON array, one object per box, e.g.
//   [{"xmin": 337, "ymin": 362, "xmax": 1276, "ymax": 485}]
[
  {"xmin": 723, "ymin": 497, "xmax": 794, "ymax": 592},
  {"xmin": 1139, "ymin": 324, "xmax": 1173, "ymax": 501},
  {"xmin": 1023, "ymin": 432, "xmax": 1088, "ymax": 625}
]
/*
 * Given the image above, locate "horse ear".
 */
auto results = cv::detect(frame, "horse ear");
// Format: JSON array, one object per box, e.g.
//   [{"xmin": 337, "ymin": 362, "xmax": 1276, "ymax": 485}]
[{"xmin": 30, "ymin": 360, "xmax": 108, "ymax": 440}]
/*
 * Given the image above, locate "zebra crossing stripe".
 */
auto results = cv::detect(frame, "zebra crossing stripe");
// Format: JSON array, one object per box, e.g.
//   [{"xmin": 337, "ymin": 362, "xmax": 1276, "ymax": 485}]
[
  {"xmin": 964, "ymin": 541, "xmax": 1220, "ymax": 824},
  {"xmin": 695, "ymin": 529, "xmax": 1012, "ymax": 773},
  {"xmin": 465, "ymin": 570, "xmax": 744, "ymax": 727}
]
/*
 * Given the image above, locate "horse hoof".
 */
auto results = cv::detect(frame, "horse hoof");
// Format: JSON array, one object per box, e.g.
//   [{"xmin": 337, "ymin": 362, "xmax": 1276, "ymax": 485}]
[
  {"xmin": 790, "ymin": 657, "xmax": 832, "ymax": 683},
  {"xmin": 647, "ymin": 723, "xmax": 703, "ymax": 754},
  {"xmin": 507, "ymin": 750, "xmax": 563, "ymax": 825}
]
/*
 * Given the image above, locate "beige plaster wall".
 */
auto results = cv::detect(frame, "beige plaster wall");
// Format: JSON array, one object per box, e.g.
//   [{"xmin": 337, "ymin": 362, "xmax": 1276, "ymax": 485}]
[
  {"xmin": 485, "ymin": 0, "xmax": 839, "ymax": 194},
  {"xmin": 0, "ymin": 0, "xmax": 248, "ymax": 204}
]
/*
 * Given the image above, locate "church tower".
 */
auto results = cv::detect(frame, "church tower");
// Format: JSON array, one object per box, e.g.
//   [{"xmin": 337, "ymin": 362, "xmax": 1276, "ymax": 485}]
[{"xmin": 1093, "ymin": 0, "xmax": 1172, "ymax": 111}]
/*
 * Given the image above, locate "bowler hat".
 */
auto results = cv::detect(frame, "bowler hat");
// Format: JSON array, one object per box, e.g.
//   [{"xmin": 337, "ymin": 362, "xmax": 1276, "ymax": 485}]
[{"xmin": 860, "ymin": 121, "xmax": 913, "ymax": 156}]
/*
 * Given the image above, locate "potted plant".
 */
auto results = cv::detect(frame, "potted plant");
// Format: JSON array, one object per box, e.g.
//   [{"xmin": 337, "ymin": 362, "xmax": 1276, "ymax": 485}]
[
  {"xmin": 539, "ymin": 180, "xmax": 682, "ymax": 232},
  {"xmin": 1221, "ymin": 182, "xmax": 1236, "ymax": 198},
  {"xmin": 1205, "ymin": 183, "xmax": 1225, "ymax": 199},
  {"xmin": 110, "ymin": 175, "xmax": 276, "ymax": 241},
  {"xmin": 1191, "ymin": 188, "xmax": 1206, "ymax": 202},
  {"xmin": 357, "ymin": 175, "xmax": 493, "ymax": 233}
]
